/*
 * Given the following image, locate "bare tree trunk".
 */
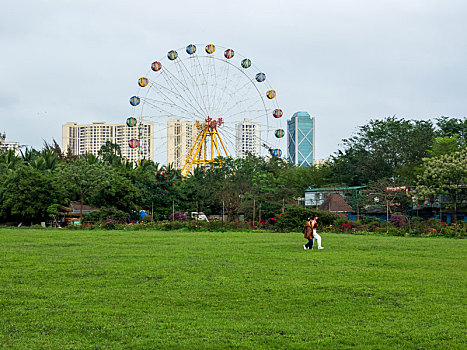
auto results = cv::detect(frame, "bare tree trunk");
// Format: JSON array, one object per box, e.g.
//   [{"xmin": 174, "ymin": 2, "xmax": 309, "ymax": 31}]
[
  {"xmin": 253, "ymin": 199, "xmax": 255, "ymax": 223},
  {"xmin": 259, "ymin": 201, "xmax": 262, "ymax": 223},
  {"xmin": 80, "ymin": 193, "xmax": 84, "ymax": 222},
  {"xmin": 451, "ymin": 193, "xmax": 458, "ymax": 223}
]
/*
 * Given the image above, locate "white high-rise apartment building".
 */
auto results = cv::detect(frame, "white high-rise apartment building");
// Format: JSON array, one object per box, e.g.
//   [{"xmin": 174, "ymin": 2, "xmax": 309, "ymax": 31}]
[
  {"xmin": 0, "ymin": 141, "xmax": 20, "ymax": 155},
  {"xmin": 62, "ymin": 121, "xmax": 154, "ymax": 163},
  {"xmin": 235, "ymin": 119, "xmax": 260, "ymax": 158},
  {"xmin": 167, "ymin": 119, "xmax": 198, "ymax": 169}
]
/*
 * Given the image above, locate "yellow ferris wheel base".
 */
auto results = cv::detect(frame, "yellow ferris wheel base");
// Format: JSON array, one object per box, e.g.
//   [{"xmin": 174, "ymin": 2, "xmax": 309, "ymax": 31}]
[{"xmin": 181, "ymin": 118, "xmax": 228, "ymax": 177}]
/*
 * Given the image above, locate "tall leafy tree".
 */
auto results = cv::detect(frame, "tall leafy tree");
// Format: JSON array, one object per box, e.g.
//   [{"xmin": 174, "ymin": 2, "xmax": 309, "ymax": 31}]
[
  {"xmin": 0, "ymin": 166, "xmax": 63, "ymax": 224},
  {"xmin": 98, "ymin": 141, "xmax": 124, "ymax": 167},
  {"xmin": 435, "ymin": 117, "xmax": 467, "ymax": 145},
  {"xmin": 429, "ymin": 135, "xmax": 463, "ymax": 157},
  {"xmin": 0, "ymin": 150, "xmax": 22, "ymax": 174},
  {"xmin": 284, "ymin": 163, "xmax": 332, "ymax": 196},
  {"xmin": 415, "ymin": 148, "xmax": 467, "ymax": 222},
  {"xmin": 58, "ymin": 159, "xmax": 109, "ymax": 219},
  {"xmin": 42, "ymin": 139, "xmax": 66, "ymax": 161},
  {"xmin": 329, "ymin": 117, "xmax": 435, "ymax": 185},
  {"xmin": 89, "ymin": 169, "xmax": 141, "ymax": 214}
]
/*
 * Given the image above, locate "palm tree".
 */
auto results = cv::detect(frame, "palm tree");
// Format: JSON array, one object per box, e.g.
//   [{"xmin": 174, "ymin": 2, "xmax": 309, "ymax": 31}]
[{"xmin": 0, "ymin": 149, "xmax": 22, "ymax": 173}]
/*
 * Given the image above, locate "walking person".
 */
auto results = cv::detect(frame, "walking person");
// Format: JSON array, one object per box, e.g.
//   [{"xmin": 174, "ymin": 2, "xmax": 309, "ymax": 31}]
[
  {"xmin": 303, "ymin": 217, "xmax": 314, "ymax": 250},
  {"xmin": 312, "ymin": 216, "xmax": 324, "ymax": 249}
]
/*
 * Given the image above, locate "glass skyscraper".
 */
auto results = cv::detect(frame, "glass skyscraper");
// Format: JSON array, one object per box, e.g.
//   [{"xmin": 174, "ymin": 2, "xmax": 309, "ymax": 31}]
[{"xmin": 287, "ymin": 111, "xmax": 315, "ymax": 167}]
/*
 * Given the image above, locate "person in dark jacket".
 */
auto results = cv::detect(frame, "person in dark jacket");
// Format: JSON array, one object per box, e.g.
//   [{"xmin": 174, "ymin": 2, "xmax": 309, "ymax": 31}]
[{"xmin": 303, "ymin": 217, "xmax": 314, "ymax": 250}]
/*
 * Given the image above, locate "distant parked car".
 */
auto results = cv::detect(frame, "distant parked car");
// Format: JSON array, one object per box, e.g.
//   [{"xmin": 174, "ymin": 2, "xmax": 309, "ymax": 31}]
[{"xmin": 190, "ymin": 212, "xmax": 209, "ymax": 222}]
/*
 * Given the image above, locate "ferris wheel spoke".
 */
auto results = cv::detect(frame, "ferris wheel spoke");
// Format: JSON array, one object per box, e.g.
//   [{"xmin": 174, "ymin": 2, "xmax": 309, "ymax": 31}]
[
  {"xmin": 245, "ymin": 113, "xmax": 273, "ymax": 124},
  {"xmin": 217, "ymin": 93, "xmax": 260, "ymax": 121},
  {"xmin": 173, "ymin": 60, "xmax": 208, "ymax": 118},
  {"xmin": 193, "ymin": 58, "xmax": 212, "ymax": 116},
  {"xmin": 214, "ymin": 65, "xmax": 248, "ymax": 116},
  {"xmin": 193, "ymin": 54, "xmax": 212, "ymax": 116},
  {"xmin": 211, "ymin": 58, "xmax": 272, "ymax": 133},
  {"xmin": 207, "ymin": 56, "xmax": 219, "ymax": 116},
  {"xmin": 187, "ymin": 58, "xmax": 205, "ymax": 112},
  {"xmin": 175, "ymin": 58, "xmax": 211, "ymax": 118},
  {"xmin": 142, "ymin": 96, "xmax": 198, "ymax": 120},
  {"xmin": 213, "ymin": 58, "xmax": 233, "ymax": 119},
  {"xmin": 160, "ymin": 68, "xmax": 207, "ymax": 119},
  {"xmin": 212, "ymin": 59, "xmax": 233, "ymax": 117},
  {"xmin": 140, "ymin": 115, "xmax": 192, "ymax": 123},
  {"xmin": 141, "ymin": 99, "xmax": 183, "ymax": 117},
  {"xmin": 216, "ymin": 80, "xmax": 258, "ymax": 118},
  {"xmin": 222, "ymin": 109, "xmax": 271, "ymax": 120},
  {"xmin": 141, "ymin": 100, "xmax": 195, "ymax": 123},
  {"xmin": 213, "ymin": 81, "xmax": 248, "ymax": 117},
  {"xmin": 147, "ymin": 79, "xmax": 203, "ymax": 117},
  {"xmin": 204, "ymin": 55, "xmax": 215, "ymax": 116},
  {"xmin": 227, "ymin": 95, "xmax": 267, "ymax": 117},
  {"xmin": 202, "ymin": 56, "xmax": 212, "ymax": 115},
  {"xmin": 216, "ymin": 91, "xmax": 251, "ymax": 119},
  {"xmin": 148, "ymin": 77, "xmax": 204, "ymax": 121},
  {"xmin": 175, "ymin": 60, "xmax": 204, "ymax": 115},
  {"xmin": 221, "ymin": 123, "xmax": 275, "ymax": 154}
]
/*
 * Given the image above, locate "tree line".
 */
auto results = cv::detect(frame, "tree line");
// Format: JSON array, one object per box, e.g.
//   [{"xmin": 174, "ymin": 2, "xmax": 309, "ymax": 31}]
[{"xmin": 0, "ymin": 116, "xmax": 465, "ymax": 225}]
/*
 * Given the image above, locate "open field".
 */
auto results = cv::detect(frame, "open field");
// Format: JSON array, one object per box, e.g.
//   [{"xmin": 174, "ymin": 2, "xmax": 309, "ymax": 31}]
[{"xmin": 0, "ymin": 229, "xmax": 466, "ymax": 349}]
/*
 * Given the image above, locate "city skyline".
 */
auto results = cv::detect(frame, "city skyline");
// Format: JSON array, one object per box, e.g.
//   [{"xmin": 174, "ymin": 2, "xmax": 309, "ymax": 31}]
[{"xmin": 56, "ymin": 115, "xmax": 298, "ymax": 165}]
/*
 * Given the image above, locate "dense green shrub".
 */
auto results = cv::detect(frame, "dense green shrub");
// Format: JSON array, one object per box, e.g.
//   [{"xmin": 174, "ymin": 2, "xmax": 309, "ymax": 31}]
[
  {"xmin": 275, "ymin": 206, "xmax": 340, "ymax": 232},
  {"xmin": 83, "ymin": 208, "xmax": 132, "ymax": 224},
  {"xmin": 359, "ymin": 215, "xmax": 382, "ymax": 226}
]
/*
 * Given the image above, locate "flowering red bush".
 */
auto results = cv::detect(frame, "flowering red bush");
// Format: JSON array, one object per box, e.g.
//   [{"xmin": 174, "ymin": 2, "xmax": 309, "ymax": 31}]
[{"xmin": 338, "ymin": 221, "xmax": 359, "ymax": 232}]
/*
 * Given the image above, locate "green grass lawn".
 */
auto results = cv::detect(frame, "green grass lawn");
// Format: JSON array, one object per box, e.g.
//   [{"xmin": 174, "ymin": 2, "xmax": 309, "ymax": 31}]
[{"xmin": 0, "ymin": 229, "xmax": 465, "ymax": 349}]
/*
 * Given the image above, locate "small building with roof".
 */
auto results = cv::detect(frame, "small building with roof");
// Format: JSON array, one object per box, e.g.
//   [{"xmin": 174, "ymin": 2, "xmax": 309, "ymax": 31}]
[
  {"xmin": 305, "ymin": 186, "xmax": 366, "ymax": 208},
  {"xmin": 58, "ymin": 201, "xmax": 98, "ymax": 226},
  {"xmin": 319, "ymin": 193, "xmax": 353, "ymax": 214}
]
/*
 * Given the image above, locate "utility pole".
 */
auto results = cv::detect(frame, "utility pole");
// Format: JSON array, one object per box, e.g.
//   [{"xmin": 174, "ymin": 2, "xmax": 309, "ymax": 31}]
[
  {"xmin": 356, "ymin": 193, "xmax": 360, "ymax": 223},
  {"xmin": 356, "ymin": 200, "xmax": 359, "ymax": 223},
  {"xmin": 259, "ymin": 201, "xmax": 262, "ymax": 223},
  {"xmin": 386, "ymin": 199, "xmax": 389, "ymax": 233},
  {"xmin": 282, "ymin": 198, "xmax": 285, "ymax": 214},
  {"xmin": 253, "ymin": 199, "xmax": 256, "ymax": 223},
  {"xmin": 439, "ymin": 201, "xmax": 442, "ymax": 222}
]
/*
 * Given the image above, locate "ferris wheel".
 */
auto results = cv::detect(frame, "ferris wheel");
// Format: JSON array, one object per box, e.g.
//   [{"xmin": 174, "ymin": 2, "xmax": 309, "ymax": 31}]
[{"xmin": 127, "ymin": 43, "xmax": 285, "ymax": 176}]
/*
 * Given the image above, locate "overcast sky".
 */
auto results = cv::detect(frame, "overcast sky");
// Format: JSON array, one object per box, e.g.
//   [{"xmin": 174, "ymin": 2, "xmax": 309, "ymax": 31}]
[{"xmin": 1, "ymin": 0, "xmax": 466, "ymax": 159}]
